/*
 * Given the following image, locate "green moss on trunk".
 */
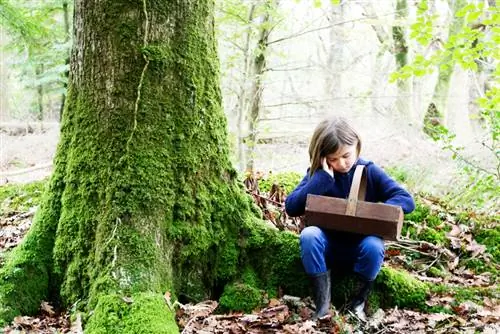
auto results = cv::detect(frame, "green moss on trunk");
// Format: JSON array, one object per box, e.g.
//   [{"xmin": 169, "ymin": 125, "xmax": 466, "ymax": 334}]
[{"xmin": 85, "ymin": 293, "xmax": 178, "ymax": 334}]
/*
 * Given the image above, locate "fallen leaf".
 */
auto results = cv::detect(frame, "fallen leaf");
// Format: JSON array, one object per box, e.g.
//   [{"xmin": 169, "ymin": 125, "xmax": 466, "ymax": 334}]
[
  {"xmin": 41, "ymin": 301, "xmax": 55, "ymax": 315},
  {"xmin": 427, "ymin": 313, "xmax": 452, "ymax": 328},
  {"xmin": 268, "ymin": 298, "xmax": 281, "ymax": 307}
]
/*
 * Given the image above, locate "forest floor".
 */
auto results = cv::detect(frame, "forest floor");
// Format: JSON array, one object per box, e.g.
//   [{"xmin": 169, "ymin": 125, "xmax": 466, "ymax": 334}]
[
  {"xmin": 0, "ymin": 174, "xmax": 499, "ymax": 333},
  {"xmin": 0, "ymin": 120, "xmax": 455, "ymax": 189},
  {"xmin": 0, "ymin": 122, "xmax": 498, "ymax": 333}
]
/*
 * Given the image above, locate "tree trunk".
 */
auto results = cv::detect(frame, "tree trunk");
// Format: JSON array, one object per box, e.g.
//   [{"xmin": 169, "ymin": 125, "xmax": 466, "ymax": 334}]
[
  {"xmin": 245, "ymin": 2, "xmax": 274, "ymax": 172},
  {"xmin": 236, "ymin": 4, "xmax": 256, "ymax": 172},
  {"xmin": 35, "ymin": 64, "xmax": 44, "ymax": 121},
  {"xmin": 0, "ymin": 1, "xmax": 306, "ymax": 332},
  {"xmin": 424, "ymin": 0, "xmax": 467, "ymax": 135},
  {"xmin": 324, "ymin": 1, "xmax": 347, "ymax": 111},
  {"xmin": 59, "ymin": 0, "xmax": 71, "ymax": 122},
  {"xmin": 392, "ymin": 0, "xmax": 411, "ymax": 116}
]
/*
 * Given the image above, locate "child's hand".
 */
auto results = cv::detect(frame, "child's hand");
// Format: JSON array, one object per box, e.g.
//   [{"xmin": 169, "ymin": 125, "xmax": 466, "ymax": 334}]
[{"xmin": 321, "ymin": 157, "xmax": 334, "ymax": 178}]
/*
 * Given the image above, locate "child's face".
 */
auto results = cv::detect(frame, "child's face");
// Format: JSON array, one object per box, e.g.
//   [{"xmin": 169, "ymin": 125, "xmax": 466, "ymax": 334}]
[{"xmin": 325, "ymin": 144, "xmax": 358, "ymax": 174}]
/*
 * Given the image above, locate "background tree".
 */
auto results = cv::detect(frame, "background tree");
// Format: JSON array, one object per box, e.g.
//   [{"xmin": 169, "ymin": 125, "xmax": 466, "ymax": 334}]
[
  {"xmin": 0, "ymin": 0, "xmax": 305, "ymax": 332},
  {"xmin": 1, "ymin": 0, "xmax": 70, "ymax": 121},
  {"xmin": 217, "ymin": 0, "xmax": 282, "ymax": 172}
]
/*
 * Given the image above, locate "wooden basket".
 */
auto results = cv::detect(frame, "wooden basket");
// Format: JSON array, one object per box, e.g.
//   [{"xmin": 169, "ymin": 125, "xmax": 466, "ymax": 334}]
[{"xmin": 305, "ymin": 165, "xmax": 403, "ymax": 241}]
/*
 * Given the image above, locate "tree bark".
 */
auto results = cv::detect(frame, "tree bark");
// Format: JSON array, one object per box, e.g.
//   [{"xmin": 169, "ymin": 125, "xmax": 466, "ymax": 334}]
[
  {"xmin": 424, "ymin": 0, "xmax": 467, "ymax": 135},
  {"xmin": 0, "ymin": 1, "xmax": 306, "ymax": 332},
  {"xmin": 59, "ymin": 0, "xmax": 71, "ymax": 122},
  {"xmin": 35, "ymin": 64, "xmax": 44, "ymax": 121},
  {"xmin": 245, "ymin": 1, "xmax": 275, "ymax": 172},
  {"xmin": 392, "ymin": 0, "xmax": 411, "ymax": 116}
]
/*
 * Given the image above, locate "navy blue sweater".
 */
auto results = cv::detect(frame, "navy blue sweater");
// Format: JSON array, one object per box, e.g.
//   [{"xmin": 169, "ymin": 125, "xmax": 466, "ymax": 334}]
[{"xmin": 285, "ymin": 158, "xmax": 415, "ymax": 217}]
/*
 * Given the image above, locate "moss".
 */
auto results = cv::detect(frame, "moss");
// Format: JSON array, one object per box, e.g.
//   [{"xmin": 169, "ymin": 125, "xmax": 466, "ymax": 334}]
[
  {"xmin": 218, "ymin": 283, "xmax": 266, "ymax": 313},
  {"xmin": 330, "ymin": 268, "xmax": 430, "ymax": 314},
  {"xmin": 425, "ymin": 215, "xmax": 442, "ymax": 228},
  {"xmin": 0, "ymin": 171, "xmax": 66, "ymax": 325},
  {"xmin": 474, "ymin": 224, "xmax": 500, "ymax": 263},
  {"xmin": 404, "ymin": 200, "xmax": 430, "ymax": 224},
  {"xmin": 429, "ymin": 284, "xmax": 499, "ymax": 307},
  {"xmin": 0, "ymin": 246, "xmax": 49, "ymax": 326},
  {"xmin": 463, "ymin": 258, "xmax": 498, "ymax": 278},
  {"xmin": 427, "ymin": 266, "xmax": 446, "ymax": 278},
  {"xmin": 85, "ymin": 292, "xmax": 178, "ymax": 334},
  {"xmin": 242, "ymin": 220, "xmax": 309, "ymax": 298},
  {"xmin": 419, "ymin": 227, "xmax": 446, "ymax": 245},
  {"xmin": 375, "ymin": 267, "xmax": 429, "ymax": 310},
  {"xmin": 141, "ymin": 44, "xmax": 173, "ymax": 63},
  {"xmin": 0, "ymin": 180, "xmax": 47, "ymax": 215}
]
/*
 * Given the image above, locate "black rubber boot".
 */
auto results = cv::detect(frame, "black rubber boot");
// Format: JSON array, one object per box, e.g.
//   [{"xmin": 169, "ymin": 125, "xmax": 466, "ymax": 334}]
[
  {"xmin": 349, "ymin": 275, "xmax": 374, "ymax": 321},
  {"xmin": 310, "ymin": 271, "xmax": 331, "ymax": 320}
]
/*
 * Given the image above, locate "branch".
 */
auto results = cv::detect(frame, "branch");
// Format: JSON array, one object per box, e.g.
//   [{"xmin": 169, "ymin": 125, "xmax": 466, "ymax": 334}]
[
  {"xmin": 267, "ymin": 11, "xmax": 398, "ymax": 46},
  {"xmin": 246, "ymin": 190, "xmax": 283, "ymax": 207}
]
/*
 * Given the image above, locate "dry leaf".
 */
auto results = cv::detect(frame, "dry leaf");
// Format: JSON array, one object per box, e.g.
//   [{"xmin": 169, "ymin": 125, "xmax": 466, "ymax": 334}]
[
  {"xmin": 268, "ymin": 298, "xmax": 281, "ymax": 307},
  {"xmin": 40, "ymin": 301, "xmax": 55, "ymax": 315}
]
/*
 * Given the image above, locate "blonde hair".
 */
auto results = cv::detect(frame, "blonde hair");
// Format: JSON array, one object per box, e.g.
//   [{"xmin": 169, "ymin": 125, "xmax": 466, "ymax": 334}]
[{"xmin": 308, "ymin": 117, "xmax": 362, "ymax": 176}]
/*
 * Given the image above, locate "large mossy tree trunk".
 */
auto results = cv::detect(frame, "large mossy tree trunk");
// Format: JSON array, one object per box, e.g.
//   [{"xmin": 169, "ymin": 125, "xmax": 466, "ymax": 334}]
[
  {"xmin": 0, "ymin": 1, "xmax": 306, "ymax": 332},
  {"xmin": 0, "ymin": 1, "xmax": 430, "ymax": 332}
]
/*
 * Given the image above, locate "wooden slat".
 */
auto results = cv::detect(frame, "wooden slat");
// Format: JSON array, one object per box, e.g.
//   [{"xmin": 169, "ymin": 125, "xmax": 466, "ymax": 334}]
[{"xmin": 305, "ymin": 194, "xmax": 403, "ymax": 241}]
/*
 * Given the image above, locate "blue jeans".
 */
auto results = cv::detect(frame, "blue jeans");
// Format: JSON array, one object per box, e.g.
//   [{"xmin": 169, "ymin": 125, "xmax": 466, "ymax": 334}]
[{"xmin": 300, "ymin": 226, "xmax": 385, "ymax": 281}]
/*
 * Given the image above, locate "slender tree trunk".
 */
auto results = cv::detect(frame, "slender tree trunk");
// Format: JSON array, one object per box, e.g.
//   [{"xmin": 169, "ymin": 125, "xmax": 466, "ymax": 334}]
[
  {"xmin": 35, "ymin": 64, "xmax": 44, "ymax": 122},
  {"xmin": 59, "ymin": 0, "xmax": 70, "ymax": 122},
  {"xmin": 424, "ymin": 0, "xmax": 467, "ymax": 135},
  {"xmin": 324, "ymin": 2, "xmax": 347, "ymax": 109},
  {"xmin": 236, "ymin": 4, "xmax": 256, "ymax": 172},
  {"xmin": 245, "ymin": 2, "xmax": 274, "ymax": 172},
  {"xmin": 392, "ymin": 0, "xmax": 411, "ymax": 116}
]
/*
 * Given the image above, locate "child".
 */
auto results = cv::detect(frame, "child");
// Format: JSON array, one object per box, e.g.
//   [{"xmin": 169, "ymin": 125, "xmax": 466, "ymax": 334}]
[{"xmin": 285, "ymin": 117, "xmax": 415, "ymax": 320}]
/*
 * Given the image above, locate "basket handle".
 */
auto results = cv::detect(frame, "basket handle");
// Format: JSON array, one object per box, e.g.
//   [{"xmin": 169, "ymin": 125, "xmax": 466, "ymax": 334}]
[{"xmin": 345, "ymin": 165, "xmax": 367, "ymax": 216}]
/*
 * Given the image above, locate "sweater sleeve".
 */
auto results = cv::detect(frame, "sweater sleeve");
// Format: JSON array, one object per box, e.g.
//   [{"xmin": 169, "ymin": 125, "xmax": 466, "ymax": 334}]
[
  {"xmin": 285, "ymin": 170, "xmax": 335, "ymax": 217},
  {"xmin": 369, "ymin": 164, "xmax": 415, "ymax": 214}
]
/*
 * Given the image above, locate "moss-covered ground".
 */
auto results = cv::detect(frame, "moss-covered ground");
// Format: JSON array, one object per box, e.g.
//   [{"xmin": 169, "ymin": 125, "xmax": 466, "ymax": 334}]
[{"xmin": 1, "ymin": 173, "xmax": 498, "ymax": 332}]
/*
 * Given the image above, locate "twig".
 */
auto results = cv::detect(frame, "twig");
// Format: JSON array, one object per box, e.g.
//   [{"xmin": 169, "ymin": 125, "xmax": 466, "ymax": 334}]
[
  {"xmin": 246, "ymin": 190, "xmax": 284, "ymax": 206},
  {"xmin": 386, "ymin": 242, "xmax": 436, "ymax": 257},
  {"xmin": 416, "ymin": 252, "xmax": 443, "ymax": 273}
]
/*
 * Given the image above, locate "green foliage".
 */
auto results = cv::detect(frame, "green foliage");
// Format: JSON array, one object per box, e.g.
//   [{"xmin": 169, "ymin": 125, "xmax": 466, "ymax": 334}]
[
  {"xmin": 4, "ymin": 0, "xmax": 71, "ymax": 120},
  {"xmin": 258, "ymin": 171, "xmax": 302, "ymax": 194},
  {"xmin": 390, "ymin": 1, "xmax": 499, "ymax": 211},
  {"xmin": 418, "ymin": 227, "xmax": 445, "ymax": 245},
  {"xmin": 409, "ymin": 0, "xmax": 436, "ymax": 46},
  {"xmin": 427, "ymin": 266, "xmax": 446, "ymax": 278},
  {"xmin": 0, "ymin": 0, "xmax": 45, "ymax": 45}
]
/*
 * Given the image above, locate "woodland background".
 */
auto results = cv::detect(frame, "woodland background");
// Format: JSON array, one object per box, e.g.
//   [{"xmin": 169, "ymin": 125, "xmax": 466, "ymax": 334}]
[
  {"xmin": 0, "ymin": 0, "xmax": 498, "ymax": 333},
  {"xmin": 0, "ymin": 0, "xmax": 498, "ymax": 211}
]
